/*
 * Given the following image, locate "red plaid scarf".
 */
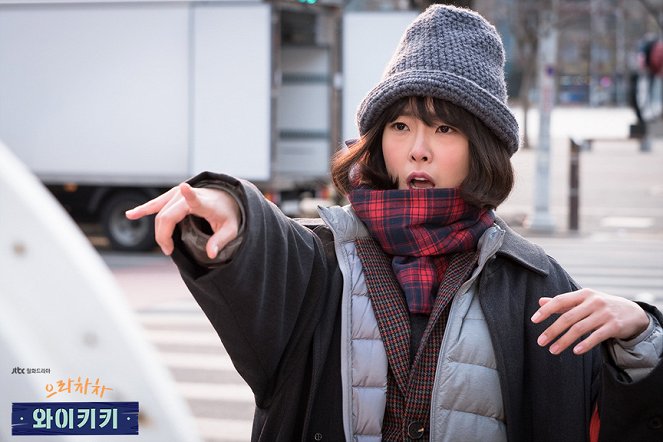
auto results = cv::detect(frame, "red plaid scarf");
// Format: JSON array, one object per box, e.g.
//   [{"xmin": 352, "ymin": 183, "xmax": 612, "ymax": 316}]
[{"xmin": 349, "ymin": 187, "xmax": 494, "ymax": 314}]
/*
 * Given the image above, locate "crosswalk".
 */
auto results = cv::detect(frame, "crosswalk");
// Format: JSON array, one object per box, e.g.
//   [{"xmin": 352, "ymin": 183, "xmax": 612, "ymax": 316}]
[
  {"xmin": 528, "ymin": 234, "xmax": 663, "ymax": 309},
  {"xmin": 136, "ymin": 301, "xmax": 254, "ymax": 442}
]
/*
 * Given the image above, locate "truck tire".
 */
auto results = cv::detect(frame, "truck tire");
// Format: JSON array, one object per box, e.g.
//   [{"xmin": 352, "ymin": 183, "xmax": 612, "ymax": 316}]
[{"xmin": 100, "ymin": 192, "xmax": 156, "ymax": 252}]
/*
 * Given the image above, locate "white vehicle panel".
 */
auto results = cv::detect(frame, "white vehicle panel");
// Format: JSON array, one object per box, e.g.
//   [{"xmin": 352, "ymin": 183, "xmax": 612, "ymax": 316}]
[
  {"xmin": 0, "ymin": 3, "xmax": 190, "ymax": 180},
  {"xmin": 191, "ymin": 3, "xmax": 271, "ymax": 180},
  {"xmin": 342, "ymin": 11, "xmax": 417, "ymax": 142}
]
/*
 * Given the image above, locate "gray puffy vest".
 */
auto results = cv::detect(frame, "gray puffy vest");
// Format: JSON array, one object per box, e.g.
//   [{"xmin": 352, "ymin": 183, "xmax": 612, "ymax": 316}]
[{"xmin": 319, "ymin": 205, "xmax": 507, "ymax": 442}]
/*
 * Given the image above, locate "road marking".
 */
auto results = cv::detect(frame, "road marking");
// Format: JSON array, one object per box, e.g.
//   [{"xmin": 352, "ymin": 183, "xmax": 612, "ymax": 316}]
[
  {"xmin": 195, "ymin": 417, "xmax": 252, "ymax": 441},
  {"xmin": 634, "ymin": 292, "xmax": 656, "ymax": 303},
  {"xmin": 139, "ymin": 299, "xmax": 203, "ymax": 312},
  {"xmin": 600, "ymin": 217, "xmax": 654, "ymax": 229},
  {"xmin": 143, "ymin": 329, "xmax": 221, "ymax": 345},
  {"xmin": 177, "ymin": 382, "xmax": 254, "ymax": 402},
  {"xmin": 138, "ymin": 312, "xmax": 211, "ymax": 326},
  {"xmin": 157, "ymin": 352, "xmax": 236, "ymax": 371}
]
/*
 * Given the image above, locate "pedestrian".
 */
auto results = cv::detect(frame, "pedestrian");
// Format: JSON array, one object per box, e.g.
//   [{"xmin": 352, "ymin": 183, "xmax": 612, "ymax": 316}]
[{"xmin": 127, "ymin": 4, "xmax": 663, "ymax": 441}]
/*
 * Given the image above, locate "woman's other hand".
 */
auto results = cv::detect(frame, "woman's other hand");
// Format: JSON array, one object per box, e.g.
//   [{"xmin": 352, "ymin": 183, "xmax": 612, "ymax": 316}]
[{"xmin": 531, "ymin": 288, "xmax": 650, "ymax": 355}]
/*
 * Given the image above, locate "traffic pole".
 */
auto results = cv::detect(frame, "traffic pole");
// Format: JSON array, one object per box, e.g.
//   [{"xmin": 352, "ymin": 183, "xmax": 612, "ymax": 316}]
[{"xmin": 527, "ymin": 6, "xmax": 558, "ymax": 233}]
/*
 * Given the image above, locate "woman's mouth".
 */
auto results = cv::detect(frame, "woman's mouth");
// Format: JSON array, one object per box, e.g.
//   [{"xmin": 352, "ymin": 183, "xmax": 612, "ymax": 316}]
[{"xmin": 407, "ymin": 173, "xmax": 435, "ymax": 189}]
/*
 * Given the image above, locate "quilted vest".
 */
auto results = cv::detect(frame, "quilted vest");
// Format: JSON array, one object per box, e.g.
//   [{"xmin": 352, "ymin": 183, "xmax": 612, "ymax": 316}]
[{"xmin": 318, "ymin": 205, "xmax": 507, "ymax": 442}]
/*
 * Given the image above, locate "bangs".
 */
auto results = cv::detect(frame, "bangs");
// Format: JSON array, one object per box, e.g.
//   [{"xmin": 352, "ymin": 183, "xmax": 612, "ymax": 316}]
[{"xmin": 386, "ymin": 97, "xmax": 471, "ymax": 131}]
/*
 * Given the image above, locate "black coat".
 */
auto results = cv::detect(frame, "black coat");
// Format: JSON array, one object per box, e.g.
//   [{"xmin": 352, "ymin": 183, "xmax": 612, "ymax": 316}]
[{"xmin": 171, "ymin": 172, "xmax": 663, "ymax": 442}]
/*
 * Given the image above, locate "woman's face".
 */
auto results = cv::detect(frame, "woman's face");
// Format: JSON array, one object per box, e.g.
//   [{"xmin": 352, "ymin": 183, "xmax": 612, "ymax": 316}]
[{"xmin": 381, "ymin": 110, "xmax": 470, "ymax": 190}]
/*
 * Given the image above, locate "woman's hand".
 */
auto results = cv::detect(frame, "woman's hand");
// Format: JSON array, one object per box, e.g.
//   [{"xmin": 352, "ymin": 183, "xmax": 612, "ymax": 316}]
[
  {"xmin": 531, "ymin": 288, "xmax": 650, "ymax": 355},
  {"xmin": 125, "ymin": 182, "xmax": 240, "ymax": 259}
]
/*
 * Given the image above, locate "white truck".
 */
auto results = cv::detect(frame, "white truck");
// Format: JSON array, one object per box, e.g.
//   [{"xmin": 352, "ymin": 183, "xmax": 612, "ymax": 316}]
[{"xmin": 0, "ymin": 0, "xmax": 416, "ymax": 251}]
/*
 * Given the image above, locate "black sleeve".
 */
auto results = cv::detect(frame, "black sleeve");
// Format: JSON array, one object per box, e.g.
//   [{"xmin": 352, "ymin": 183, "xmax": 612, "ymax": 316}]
[
  {"xmin": 598, "ymin": 303, "xmax": 663, "ymax": 442},
  {"xmin": 169, "ymin": 172, "xmax": 337, "ymax": 407}
]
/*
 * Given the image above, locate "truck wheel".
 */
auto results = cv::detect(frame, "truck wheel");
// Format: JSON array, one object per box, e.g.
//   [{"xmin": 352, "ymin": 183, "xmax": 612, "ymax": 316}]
[{"xmin": 100, "ymin": 192, "xmax": 156, "ymax": 252}]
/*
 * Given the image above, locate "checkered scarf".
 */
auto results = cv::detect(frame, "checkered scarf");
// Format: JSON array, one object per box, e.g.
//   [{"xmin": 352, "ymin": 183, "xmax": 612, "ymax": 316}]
[{"xmin": 349, "ymin": 187, "xmax": 494, "ymax": 314}]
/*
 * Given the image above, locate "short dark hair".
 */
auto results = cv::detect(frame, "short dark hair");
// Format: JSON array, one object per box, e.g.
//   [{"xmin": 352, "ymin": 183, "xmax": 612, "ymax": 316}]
[{"xmin": 331, "ymin": 97, "xmax": 514, "ymax": 209}]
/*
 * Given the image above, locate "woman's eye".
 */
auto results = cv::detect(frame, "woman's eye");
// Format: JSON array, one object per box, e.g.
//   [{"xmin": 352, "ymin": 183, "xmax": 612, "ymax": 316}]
[
  {"xmin": 393, "ymin": 122, "xmax": 408, "ymax": 131},
  {"xmin": 437, "ymin": 125, "xmax": 453, "ymax": 133}
]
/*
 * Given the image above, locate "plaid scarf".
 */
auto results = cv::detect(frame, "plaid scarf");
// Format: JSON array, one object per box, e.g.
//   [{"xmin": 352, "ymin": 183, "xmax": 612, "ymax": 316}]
[{"xmin": 349, "ymin": 187, "xmax": 494, "ymax": 314}]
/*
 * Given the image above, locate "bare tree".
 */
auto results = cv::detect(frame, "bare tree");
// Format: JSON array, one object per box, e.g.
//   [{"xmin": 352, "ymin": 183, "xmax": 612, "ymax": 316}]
[
  {"xmin": 507, "ymin": 0, "xmax": 552, "ymax": 149},
  {"xmin": 637, "ymin": 0, "xmax": 663, "ymax": 30}
]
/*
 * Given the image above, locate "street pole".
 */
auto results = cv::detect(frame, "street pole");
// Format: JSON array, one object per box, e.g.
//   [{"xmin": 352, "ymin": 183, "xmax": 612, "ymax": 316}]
[
  {"xmin": 615, "ymin": 2, "xmax": 627, "ymax": 105},
  {"xmin": 527, "ymin": 5, "xmax": 558, "ymax": 233},
  {"xmin": 589, "ymin": 0, "xmax": 603, "ymax": 107}
]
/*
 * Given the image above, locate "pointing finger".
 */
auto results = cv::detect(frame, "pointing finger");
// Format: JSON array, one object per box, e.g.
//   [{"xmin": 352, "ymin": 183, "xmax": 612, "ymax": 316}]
[{"xmin": 126, "ymin": 186, "xmax": 179, "ymax": 220}]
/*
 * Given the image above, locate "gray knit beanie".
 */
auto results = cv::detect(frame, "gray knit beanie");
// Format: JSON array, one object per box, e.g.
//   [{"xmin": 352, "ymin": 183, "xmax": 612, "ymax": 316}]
[{"xmin": 356, "ymin": 4, "xmax": 520, "ymax": 155}]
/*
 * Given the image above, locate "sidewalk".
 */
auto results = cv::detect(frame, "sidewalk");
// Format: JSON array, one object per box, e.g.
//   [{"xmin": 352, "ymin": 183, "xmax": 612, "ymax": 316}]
[
  {"xmin": 500, "ymin": 106, "xmax": 663, "ymax": 238},
  {"xmin": 498, "ymin": 106, "xmax": 663, "ymax": 310}
]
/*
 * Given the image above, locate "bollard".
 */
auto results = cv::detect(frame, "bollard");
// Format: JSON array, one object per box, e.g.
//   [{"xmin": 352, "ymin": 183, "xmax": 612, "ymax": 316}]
[
  {"xmin": 640, "ymin": 135, "xmax": 653, "ymax": 152},
  {"xmin": 630, "ymin": 121, "xmax": 651, "ymax": 152},
  {"xmin": 569, "ymin": 138, "xmax": 581, "ymax": 231}
]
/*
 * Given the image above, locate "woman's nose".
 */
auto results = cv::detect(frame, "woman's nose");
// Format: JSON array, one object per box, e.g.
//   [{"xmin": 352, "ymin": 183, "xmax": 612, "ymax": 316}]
[{"xmin": 409, "ymin": 133, "xmax": 431, "ymax": 162}]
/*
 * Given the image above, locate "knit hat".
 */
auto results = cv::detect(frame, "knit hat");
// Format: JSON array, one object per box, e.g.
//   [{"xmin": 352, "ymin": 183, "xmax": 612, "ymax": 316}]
[{"xmin": 356, "ymin": 4, "xmax": 520, "ymax": 155}]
